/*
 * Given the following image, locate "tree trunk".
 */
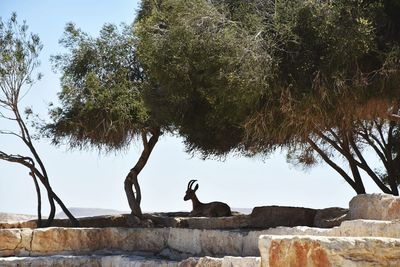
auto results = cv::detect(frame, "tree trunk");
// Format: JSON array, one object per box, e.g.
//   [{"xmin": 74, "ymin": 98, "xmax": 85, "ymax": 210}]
[
  {"xmin": 32, "ymin": 169, "xmax": 79, "ymax": 227},
  {"xmin": 29, "ymin": 171, "xmax": 42, "ymax": 228},
  {"xmin": 124, "ymin": 128, "xmax": 160, "ymax": 218}
]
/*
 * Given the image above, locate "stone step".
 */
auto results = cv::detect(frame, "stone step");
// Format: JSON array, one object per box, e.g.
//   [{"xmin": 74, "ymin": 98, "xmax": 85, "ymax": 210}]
[
  {"xmin": 259, "ymin": 235, "xmax": 400, "ymax": 267},
  {"xmin": 0, "ymin": 255, "xmax": 261, "ymax": 267},
  {"xmin": 2, "ymin": 220, "xmax": 400, "ymax": 258}
]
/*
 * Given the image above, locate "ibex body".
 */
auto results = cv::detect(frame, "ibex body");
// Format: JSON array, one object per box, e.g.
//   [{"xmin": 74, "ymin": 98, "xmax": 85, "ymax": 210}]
[{"xmin": 184, "ymin": 180, "xmax": 232, "ymax": 217}]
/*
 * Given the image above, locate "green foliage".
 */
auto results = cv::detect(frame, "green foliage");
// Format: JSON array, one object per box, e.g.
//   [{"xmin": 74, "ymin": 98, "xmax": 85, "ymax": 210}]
[
  {"xmin": 47, "ymin": 23, "xmax": 151, "ymax": 150},
  {"xmin": 136, "ymin": 0, "xmax": 271, "ymax": 156},
  {"xmin": 0, "ymin": 12, "xmax": 42, "ymax": 102},
  {"xmin": 136, "ymin": 0, "xmax": 400, "ymax": 193}
]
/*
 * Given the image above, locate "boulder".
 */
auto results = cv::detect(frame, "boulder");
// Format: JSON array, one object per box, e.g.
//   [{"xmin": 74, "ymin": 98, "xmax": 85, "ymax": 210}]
[
  {"xmin": 249, "ymin": 206, "xmax": 317, "ymax": 228},
  {"xmin": 259, "ymin": 235, "xmax": 400, "ymax": 267},
  {"xmin": 313, "ymin": 207, "xmax": 348, "ymax": 228},
  {"xmin": 180, "ymin": 215, "xmax": 249, "ymax": 229},
  {"xmin": 349, "ymin": 193, "xmax": 400, "ymax": 220}
]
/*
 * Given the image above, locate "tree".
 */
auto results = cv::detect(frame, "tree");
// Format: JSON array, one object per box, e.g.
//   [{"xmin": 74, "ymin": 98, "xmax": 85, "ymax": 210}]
[
  {"xmin": 135, "ymin": 0, "xmax": 400, "ymax": 194},
  {"xmin": 46, "ymin": 23, "xmax": 162, "ymax": 218},
  {"xmin": 0, "ymin": 13, "xmax": 78, "ymax": 226},
  {"xmin": 135, "ymin": 0, "xmax": 269, "ymax": 157},
  {"xmin": 244, "ymin": 0, "xmax": 400, "ymax": 195}
]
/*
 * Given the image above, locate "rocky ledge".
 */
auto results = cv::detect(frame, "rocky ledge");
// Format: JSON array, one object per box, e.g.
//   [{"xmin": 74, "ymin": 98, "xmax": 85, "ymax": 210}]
[
  {"xmin": 2, "ymin": 219, "xmax": 400, "ymax": 259},
  {"xmin": 2, "ymin": 193, "xmax": 400, "ymax": 266},
  {"xmin": 259, "ymin": 235, "xmax": 400, "ymax": 267}
]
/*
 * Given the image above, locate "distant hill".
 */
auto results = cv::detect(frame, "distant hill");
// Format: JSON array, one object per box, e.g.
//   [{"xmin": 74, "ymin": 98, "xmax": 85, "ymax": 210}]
[
  {"xmin": 55, "ymin": 207, "xmax": 129, "ymax": 219},
  {"xmin": 232, "ymin": 208, "xmax": 252, "ymax": 215},
  {"xmin": 0, "ymin": 212, "xmax": 36, "ymax": 223}
]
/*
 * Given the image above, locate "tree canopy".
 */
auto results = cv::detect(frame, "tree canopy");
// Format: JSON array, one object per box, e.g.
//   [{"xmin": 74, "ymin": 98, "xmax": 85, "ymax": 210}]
[
  {"xmin": 135, "ymin": 0, "xmax": 271, "ymax": 156},
  {"xmin": 135, "ymin": 0, "xmax": 400, "ymax": 194},
  {"xmin": 47, "ymin": 23, "xmax": 150, "ymax": 150},
  {"xmin": 46, "ymin": 23, "xmax": 162, "ymax": 217}
]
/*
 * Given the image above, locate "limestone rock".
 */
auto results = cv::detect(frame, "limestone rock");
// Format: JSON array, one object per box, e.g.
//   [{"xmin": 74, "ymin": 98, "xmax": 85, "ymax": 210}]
[
  {"xmin": 0, "ymin": 255, "xmax": 179, "ymax": 267},
  {"xmin": 199, "ymin": 230, "xmax": 243, "ymax": 256},
  {"xmin": 250, "ymin": 206, "xmax": 317, "ymax": 228},
  {"xmin": 29, "ymin": 227, "xmax": 169, "ymax": 256},
  {"xmin": 313, "ymin": 207, "xmax": 348, "ymax": 228},
  {"xmin": 0, "ymin": 228, "xmax": 32, "ymax": 257},
  {"xmin": 259, "ymin": 235, "xmax": 400, "ymax": 267},
  {"xmin": 221, "ymin": 256, "xmax": 260, "ymax": 267},
  {"xmin": 179, "ymin": 256, "xmax": 260, "ymax": 267},
  {"xmin": 331, "ymin": 219, "xmax": 400, "ymax": 238},
  {"xmin": 168, "ymin": 228, "xmax": 202, "ymax": 255},
  {"xmin": 349, "ymin": 193, "xmax": 400, "ymax": 220}
]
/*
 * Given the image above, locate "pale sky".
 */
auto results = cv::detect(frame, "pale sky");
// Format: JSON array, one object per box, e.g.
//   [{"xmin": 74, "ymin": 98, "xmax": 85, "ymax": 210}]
[{"xmin": 0, "ymin": 0, "xmax": 382, "ymax": 216}]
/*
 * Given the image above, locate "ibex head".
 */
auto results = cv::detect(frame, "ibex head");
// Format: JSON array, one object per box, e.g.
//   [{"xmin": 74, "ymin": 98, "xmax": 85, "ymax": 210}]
[{"xmin": 184, "ymin": 179, "xmax": 199, "ymax": 201}]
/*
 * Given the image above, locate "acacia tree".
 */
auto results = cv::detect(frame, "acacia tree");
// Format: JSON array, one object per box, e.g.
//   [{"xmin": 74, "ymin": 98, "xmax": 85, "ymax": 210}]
[
  {"xmin": 0, "ymin": 13, "xmax": 78, "ymax": 226},
  {"xmin": 135, "ymin": 0, "xmax": 400, "ymax": 195},
  {"xmin": 46, "ymin": 23, "xmax": 162, "ymax": 218}
]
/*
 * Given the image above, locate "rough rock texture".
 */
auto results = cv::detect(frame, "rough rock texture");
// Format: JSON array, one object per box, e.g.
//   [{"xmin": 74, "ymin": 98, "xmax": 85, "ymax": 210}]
[
  {"xmin": 259, "ymin": 235, "xmax": 400, "ymax": 267},
  {"xmin": 0, "ymin": 228, "xmax": 32, "ymax": 257},
  {"xmin": 349, "ymin": 193, "xmax": 400, "ymax": 220},
  {"xmin": 179, "ymin": 215, "xmax": 249, "ymax": 229},
  {"xmin": 168, "ymin": 228, "xmax": 202, "ymax": 255},
  {"xmin": 331, "ymin": 219, "xmax": 400, "ymax": 238},
  {"xmin": 0, "ymin": 255, "xmax": 261, "ymax": 267},
  {"xmin": 199, "ymin": 230, "xmax": 243, "ymax": 257},
  {"xmin": 0, "ymin": 255, "xmax": 179, "ymax": 267},
  {"xmin": 29, "ymin": 227, "xmax": 169, "ymax": 256},
  {"xmin": 4, "ymin": 220, "xmax": 400, "ymax": 258},
  {"xmin": 313, "ymin": 207, "xmax": 348, "ymax": 228},
  {"xmin": 250, "ymin": 206, "xmax": 317, "ymax": 228}
]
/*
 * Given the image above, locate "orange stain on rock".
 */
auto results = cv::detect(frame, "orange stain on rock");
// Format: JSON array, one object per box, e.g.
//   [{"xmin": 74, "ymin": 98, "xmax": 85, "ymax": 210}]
[{"xmin": 268, "ymin": 239, "xmax": 331, "ymax": 267}]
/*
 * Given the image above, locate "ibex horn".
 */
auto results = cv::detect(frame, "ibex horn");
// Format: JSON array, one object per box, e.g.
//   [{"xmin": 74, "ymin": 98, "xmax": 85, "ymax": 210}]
[{"xmin": 188, "ymin": 179, "xmax": 197, "ymax": 189}]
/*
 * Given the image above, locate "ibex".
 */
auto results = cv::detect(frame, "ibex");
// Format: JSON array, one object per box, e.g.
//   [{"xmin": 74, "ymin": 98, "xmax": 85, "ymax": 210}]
[{"xmin": 184, "ymin": 179, "xmax": 232, "ymax": 217}]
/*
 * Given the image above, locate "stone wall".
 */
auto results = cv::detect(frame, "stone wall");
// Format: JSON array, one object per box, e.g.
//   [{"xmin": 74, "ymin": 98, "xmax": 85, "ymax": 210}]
[
  {"xmin": 259, "ymin": 235, "xmax": 400, "ymax": 267},
  {"xmin": 2, "ymin": 219, "xmax": 400, "ymax": 259}
]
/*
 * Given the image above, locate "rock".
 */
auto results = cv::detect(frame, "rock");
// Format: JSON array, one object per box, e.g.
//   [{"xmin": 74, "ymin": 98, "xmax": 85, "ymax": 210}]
[
  {"xmin": 331, "ymin": 219, "xmax": 400, "ymax": 238},
  {"xmin": 200, "ymin": 230, "xmax": 243, "ymax": 256},
  {"xmin": 180, "ymin": 215, "xmax": 249, "ymax": 230},
  {"xmin": 259, "ymin": 235, "xmax": 400, "ymax": 267},
  {"xmin": 349, "ymin": 193, "xmax": 400, "ymax": 220},
  {"xmin": 0, "ymin": 255, "xmax": 180, "ymax": 267},
  {"xmin": 179, "ymin": 256, "xmax": 260, "ymax": 267},
  {"xmin": 29, "ymin": 227, "xmax": 169, "ymax": 256},
  {"xmin": 0, "ymin": 255, "xmax": 261, "ymax": 267},
  {"xmin": 168, "ymin": 228, "xmax": 202, "ymax": 255},
  {"xmin": 313, "ymin": 207, "xmax": 348, "ymax": 228},
  {"xmin": 221, "ymin": 256, "xmax": 260, "ymax": 267},
  {"xmin": 0, "ymin": 228, "xmax": 32, "ymax": 257},
  {"xmin": 0, "ymin": 220, "xmax": 37, "ymax": 229},
  {"xmin": 193, "ymin": 256, "xmax": 223, "ymax": 267},
  {"xmin": 249, "ymin": 206, "xmax": 317, "ymax": 228}
]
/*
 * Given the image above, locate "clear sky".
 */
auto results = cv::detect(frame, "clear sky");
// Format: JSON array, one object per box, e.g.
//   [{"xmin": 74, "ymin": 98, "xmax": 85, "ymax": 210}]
[{"xmin": 0, "ymin": 0, "xmax": 382, "ymax": 216}]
